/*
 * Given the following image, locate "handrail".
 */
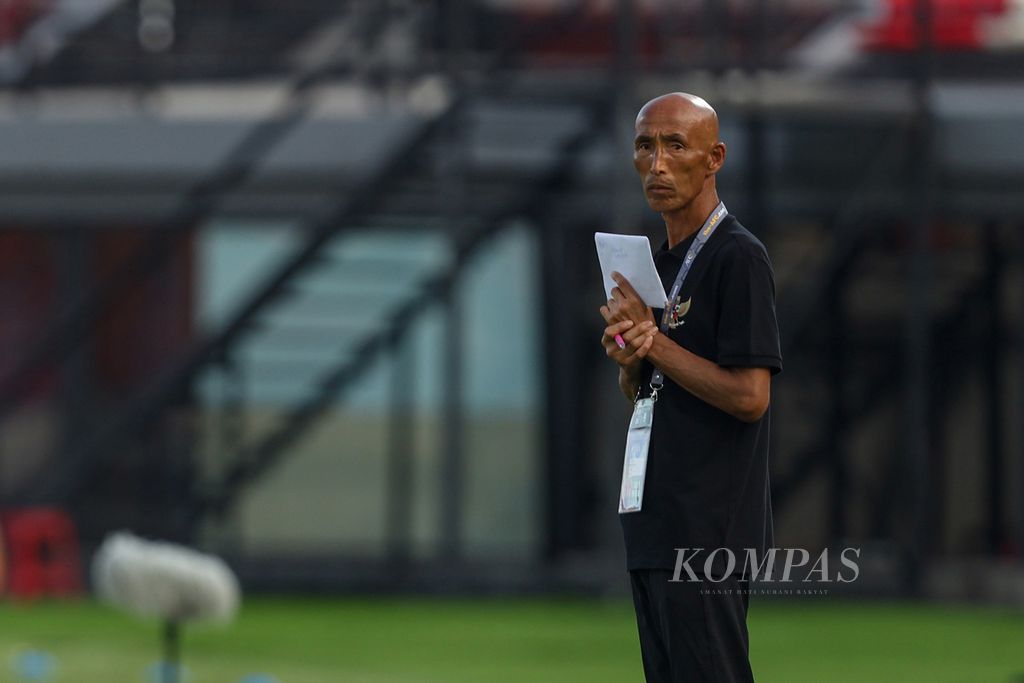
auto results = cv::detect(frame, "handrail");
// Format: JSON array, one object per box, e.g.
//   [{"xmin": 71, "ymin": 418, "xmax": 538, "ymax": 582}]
[
  {"xmin": 19, "ymin": 97, "xmax": 461, "ymax": 505},
  {"xmin": 192, "ymin": 95, "xmax": 612, "ymax": 521},
  {"xmin": 0, "ymin": 1, "xmax": 598, "ymax": 420},
  {"xmin": 0, "ymin": 2, "xmax": 393, "ymax": 418}
]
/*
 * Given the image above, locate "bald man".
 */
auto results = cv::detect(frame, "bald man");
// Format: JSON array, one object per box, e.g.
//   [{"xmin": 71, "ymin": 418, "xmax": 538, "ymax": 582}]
[{"xmin": 600, "ymin": 93, "xmax": 782, "ymax": 682}]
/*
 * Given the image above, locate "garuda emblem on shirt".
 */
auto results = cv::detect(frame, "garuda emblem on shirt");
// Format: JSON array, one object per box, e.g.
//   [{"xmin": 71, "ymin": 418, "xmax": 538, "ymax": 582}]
[{"xmin": 665, "ymin": 296, "xmax": 692, "ymax": 329}]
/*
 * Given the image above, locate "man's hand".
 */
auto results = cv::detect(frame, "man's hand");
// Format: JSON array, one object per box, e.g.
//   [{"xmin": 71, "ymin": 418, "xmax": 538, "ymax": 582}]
[
  {"xmin": 600, "ymin": 273, "xmax": 659, "ymax": 402},
  {"xmin": 601, "ymin": 319, "xmax": 657, "ymax": 369},
  {"xmin": 600, "ymin": 272, "xmax": 658, "ymax": 370},
  {"xmin": 602, "ymin": 318, "xmax": 658, "ymax": 402},
  {"xmin": 602, "ymin": 272, "xmax": 657, "ymax": 328}
]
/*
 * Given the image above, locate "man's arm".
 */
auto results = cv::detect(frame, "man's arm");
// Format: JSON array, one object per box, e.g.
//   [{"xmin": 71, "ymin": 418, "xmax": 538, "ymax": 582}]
[
  {"xmin": 645, "ymin": 333, "xmax": 770, "ymax": 422},
  {"xmin": 618, "ymin": 364, "xmax": 642, "ymax": 403},
  {"xmin": 606, "ymin": 271, "xmax": 771, "ymax": 422}
]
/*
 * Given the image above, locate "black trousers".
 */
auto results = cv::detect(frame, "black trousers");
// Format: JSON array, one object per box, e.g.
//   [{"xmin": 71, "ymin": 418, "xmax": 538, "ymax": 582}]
[{"xmin": 629, "ymin": 570, "xmax": 753, "ymax": 683}]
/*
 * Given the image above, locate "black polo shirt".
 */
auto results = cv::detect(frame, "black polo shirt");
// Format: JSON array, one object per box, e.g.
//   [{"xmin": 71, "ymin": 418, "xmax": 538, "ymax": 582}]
[{"xmin": 619, "ymin": 213, "xmax": 782, "ymax": 572}]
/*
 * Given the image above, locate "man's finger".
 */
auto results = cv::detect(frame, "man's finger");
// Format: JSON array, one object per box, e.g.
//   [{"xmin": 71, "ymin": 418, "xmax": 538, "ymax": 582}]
[
  {"xmin": 630, "ymin": 331, "xmax": 655, "ymax": 360},
  {"xmin": 613, "ymin": 273, "xmax": 643, "ymax": 302},
  {"xmin": 628, "ymin": 327, "xmax": 657, "ymax": 349},
  {"xmin": 603, "ymin": 320, "xmax": 635, "ymax": 338},
  {"xmin": 628, "ymin": 331, "xmax": 656, "ymax": 360},
  {"xmin": 605, "ymin": 299, "xmax": 628, "ymax": 324},
  {"xmin": 620, "ymin": 320, "xmax": 654, "ymax": 344}
]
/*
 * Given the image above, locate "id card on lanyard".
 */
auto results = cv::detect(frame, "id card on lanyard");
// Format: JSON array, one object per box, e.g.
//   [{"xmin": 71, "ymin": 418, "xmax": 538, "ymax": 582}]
[{"xmin": 618, "ymin": 202, "xmax": 727, "ymax": 514}]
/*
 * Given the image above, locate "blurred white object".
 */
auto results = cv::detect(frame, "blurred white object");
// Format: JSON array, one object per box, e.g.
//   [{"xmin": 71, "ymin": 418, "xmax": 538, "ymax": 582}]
[
  {"xmin": 980, "ymin": 0, "xmax": 1024, "ymax": 49},
  {"xmin": 92, "ymin": 532, "xmax": 240, "ymax": 623}
]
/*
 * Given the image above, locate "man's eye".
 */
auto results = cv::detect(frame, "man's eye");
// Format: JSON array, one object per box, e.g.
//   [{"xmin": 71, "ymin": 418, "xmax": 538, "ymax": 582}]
[
  {"xmin": 637, "ymin": 143, "xmax": 650, "ymax": 151},
  {"xmin": 672, "ymin": 144, "xmax": 684, "ymax": 151}
]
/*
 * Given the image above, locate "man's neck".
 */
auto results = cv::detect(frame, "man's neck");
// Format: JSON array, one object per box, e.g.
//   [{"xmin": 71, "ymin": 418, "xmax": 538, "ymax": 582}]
[{"xmin": 663, "ymin": 190, "xmax": 721, "ymax": 249}]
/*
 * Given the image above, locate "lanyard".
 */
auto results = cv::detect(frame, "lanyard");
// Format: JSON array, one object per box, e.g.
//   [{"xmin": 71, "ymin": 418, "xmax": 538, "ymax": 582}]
[{"xmin": 648, "ymin": 201, "xmax": 727, "ymax": 398}]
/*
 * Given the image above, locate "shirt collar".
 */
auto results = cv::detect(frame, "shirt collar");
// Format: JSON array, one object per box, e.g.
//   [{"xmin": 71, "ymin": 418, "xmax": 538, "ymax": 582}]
[
  {"xmin": 653, "ymin": 210, "xmax": 730, "ymax": 261},
  {"xmin": 654, "ymin": 230, "xmax": 699, "ymax": 261}
]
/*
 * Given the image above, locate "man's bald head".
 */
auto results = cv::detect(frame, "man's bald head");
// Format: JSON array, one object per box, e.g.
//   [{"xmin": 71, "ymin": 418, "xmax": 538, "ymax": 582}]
[{"xmin": 636, "ymin": 92, "xmax": 720, "ymax": 149}]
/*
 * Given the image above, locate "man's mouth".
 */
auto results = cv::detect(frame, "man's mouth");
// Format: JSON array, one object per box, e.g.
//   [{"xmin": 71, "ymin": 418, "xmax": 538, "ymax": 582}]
[{"xmin": 647, "ymin": 184, "xmax": 673, "ymax": 194}]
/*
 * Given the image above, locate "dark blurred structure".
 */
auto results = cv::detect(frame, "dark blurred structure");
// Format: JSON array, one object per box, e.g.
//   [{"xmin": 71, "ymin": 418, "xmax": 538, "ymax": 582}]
[{"xmin": 0, "ymin": 0, "xmax": 1022, "ymax": 601}]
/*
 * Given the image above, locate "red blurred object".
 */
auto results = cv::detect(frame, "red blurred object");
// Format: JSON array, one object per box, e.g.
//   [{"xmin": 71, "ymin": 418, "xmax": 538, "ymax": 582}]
[
  {"xmin": 2, "ymin": 507, "xmax": 83, "ymax": 599},
  {"xmin": 860, "ymin": 0, "xmax": 1009, "ymax": 51},
  {"xmin": 0, "ymin": 231, "xmax": 59, "ymax": 401},
  {"xmin": 0, "ymin": 0, "xmax": 54, "ymax": 47},
  {"xmin": 93, "ymin": 228, "xmax": 196, "ymax": 392}
]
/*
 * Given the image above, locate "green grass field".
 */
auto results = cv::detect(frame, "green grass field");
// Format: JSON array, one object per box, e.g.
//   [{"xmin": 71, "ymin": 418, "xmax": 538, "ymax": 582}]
[{"xmin": 0, "ymin": 597, "xmax": 1020, "ymax": 682}]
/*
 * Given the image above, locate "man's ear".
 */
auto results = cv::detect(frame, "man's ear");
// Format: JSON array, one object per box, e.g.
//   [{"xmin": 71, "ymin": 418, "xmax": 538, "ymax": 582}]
[{"xmin": 707, "ymin": 142, "xmax": 726, "ymax": 174}]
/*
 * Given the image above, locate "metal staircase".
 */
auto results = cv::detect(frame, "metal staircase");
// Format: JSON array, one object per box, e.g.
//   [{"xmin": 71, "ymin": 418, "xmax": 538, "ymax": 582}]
[
  {"xmin": 0, "ymin": 0, "xmax": 405, "ymax": 418},
  {"xmin": 0, "ymin": 0, "xmax": 618, "ymax": 577},
  {"xmin": 18, "ymin": 91, "xmax": 609, "ymax": 553},
  {"xmin": 190, "ymin": 96, "xmax": 607, "ymax": 535}
]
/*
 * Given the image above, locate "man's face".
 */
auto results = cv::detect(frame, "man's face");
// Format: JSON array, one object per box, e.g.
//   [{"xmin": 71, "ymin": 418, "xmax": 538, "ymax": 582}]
[{"xmin": 633, "ymin": 103, "xmax": 717, "ymax": 214}]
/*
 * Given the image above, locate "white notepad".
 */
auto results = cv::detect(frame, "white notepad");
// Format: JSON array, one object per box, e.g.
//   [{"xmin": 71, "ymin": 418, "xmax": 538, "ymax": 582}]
[{"xmin": 594, "ymin": 232, "xmax": 667, "ymax": 308}]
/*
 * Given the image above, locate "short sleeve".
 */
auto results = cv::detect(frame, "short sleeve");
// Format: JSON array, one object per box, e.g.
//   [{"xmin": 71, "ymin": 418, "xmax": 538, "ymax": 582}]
[{"xmin": 715, "ymin": 246, "xmax": 783, "ymax": 374}]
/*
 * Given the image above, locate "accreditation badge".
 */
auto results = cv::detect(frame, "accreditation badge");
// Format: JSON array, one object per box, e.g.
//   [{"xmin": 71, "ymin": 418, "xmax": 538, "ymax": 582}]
[{"xmin": 618, "ymin": 397, "xmax": 654, "ymax": 514}]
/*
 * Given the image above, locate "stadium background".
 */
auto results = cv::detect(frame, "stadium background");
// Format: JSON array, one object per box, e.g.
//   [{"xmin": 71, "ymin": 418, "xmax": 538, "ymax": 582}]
[{"xmin": 0, "ymin": 0, "xmax": 1021, "ymax": 680}]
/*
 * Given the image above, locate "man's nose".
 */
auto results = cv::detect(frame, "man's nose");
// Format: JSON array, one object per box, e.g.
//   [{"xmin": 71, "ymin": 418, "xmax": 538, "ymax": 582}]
[{"xmin": 650, "ymin": 147, "xmax": 667, "ymax": 174}]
